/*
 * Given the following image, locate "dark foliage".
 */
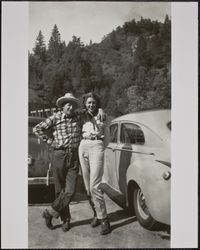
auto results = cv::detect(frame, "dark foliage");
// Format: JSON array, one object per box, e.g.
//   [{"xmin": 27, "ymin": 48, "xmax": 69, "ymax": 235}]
[{"xmin": 29, "ymin": 16, "xmax": 171, "ymax": 117}]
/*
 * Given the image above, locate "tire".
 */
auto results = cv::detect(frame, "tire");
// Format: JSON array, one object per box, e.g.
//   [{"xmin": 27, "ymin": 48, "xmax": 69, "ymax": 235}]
[{"xmin": 133, "ymin": 187, "xmax": 157, "ymax": 230}]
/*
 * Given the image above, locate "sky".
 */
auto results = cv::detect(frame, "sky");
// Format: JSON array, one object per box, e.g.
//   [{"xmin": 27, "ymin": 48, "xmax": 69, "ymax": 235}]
[{"xmin": 29, "ymin": 1, "xmax": 171, "ymax": 52}]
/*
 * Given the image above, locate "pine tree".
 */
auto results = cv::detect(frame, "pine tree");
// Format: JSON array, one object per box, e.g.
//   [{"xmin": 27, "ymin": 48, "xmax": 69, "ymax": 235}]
[
  {"xmin": 135, "ymin": 35, "xmax": 150, "ymax": 67},
  {"xmin": 48, "ymin": 24, "xmax": 64, "ymax": 60},
  {"xmin": 33, "ymin": 30, "xmax": 46, "ymax": 61},
  {"xmin": 161, "ymin": 15, "xmax": 171, "ymax": 40},
  {"xmin": 110, "ymin": 31, "xmax": 120, "ymax": 50},
  {"xmin": 160, "ymin": 15, "xmax": 171, "ymax": 63},
  {"xmin": 152, "ymin": 20, "xmax": 160, "ymax": 35}
]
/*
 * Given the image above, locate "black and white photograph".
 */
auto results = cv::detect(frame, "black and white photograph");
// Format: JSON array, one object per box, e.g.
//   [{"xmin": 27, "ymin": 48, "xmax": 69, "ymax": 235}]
[
  {"xmin": 1, "ymin": 1, "xmax": 198, "ymax": 249},
  {"xmin": 28, "ymin": 2, "xmax": 171, "ymax": 248}
]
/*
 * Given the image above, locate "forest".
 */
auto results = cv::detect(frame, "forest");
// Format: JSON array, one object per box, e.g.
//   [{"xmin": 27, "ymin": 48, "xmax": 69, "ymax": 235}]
[{"xmin": 29, "ymin": 15, "xmax": 171, "ymax": 117}]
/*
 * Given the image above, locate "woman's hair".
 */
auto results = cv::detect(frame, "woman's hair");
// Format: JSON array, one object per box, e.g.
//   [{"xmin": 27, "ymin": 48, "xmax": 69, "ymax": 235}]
[{"xmin": 82, "ymin": 92, "xmax": 101, "ymax": 110}]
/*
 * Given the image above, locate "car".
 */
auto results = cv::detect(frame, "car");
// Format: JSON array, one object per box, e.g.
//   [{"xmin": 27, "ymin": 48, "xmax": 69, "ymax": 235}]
[
  {"xmin": 28, "ymin": 114, "xmax": 86, "ymax": 204},
  {"xmin": 100, "ymin": 109, "xmax": 171, "ymax": 229},
  {"xmin": 28, "ymin": 116, "xmax": 55, "ymax": 203},
  {"xmin": 28, "ymin": 116, "xmax": 54, "ymax": 186}
]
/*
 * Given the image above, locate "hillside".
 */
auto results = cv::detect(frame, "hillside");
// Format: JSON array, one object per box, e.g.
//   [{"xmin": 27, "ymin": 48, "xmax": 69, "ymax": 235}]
[{"xmin": 29, "ymin": 16, "xmax": 171, "ymax": 117}]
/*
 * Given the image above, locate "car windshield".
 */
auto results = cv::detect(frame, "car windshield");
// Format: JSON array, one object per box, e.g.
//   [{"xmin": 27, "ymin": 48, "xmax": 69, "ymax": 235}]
[{"xmin": 167, "ymin": 121, "xmax": 171, "ymax": 131}]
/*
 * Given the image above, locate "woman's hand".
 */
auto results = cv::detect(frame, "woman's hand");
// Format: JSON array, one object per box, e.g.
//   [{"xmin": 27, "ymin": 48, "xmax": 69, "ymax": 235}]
[{"xmin": 98, "ymin": 108, "xmax": 106, "ymax": 122}]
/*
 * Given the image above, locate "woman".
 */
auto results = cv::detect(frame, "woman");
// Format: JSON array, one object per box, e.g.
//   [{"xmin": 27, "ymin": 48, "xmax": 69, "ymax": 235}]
[{"xmin": 79, "ymin": 92, "xmax": 111, "ymax": 235}]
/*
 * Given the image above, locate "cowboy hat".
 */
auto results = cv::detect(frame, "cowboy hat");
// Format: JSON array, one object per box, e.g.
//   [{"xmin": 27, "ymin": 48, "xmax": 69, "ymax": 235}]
[{"xmin": 56, "ymin": 93, "xmax": 79, "ymax": 108}]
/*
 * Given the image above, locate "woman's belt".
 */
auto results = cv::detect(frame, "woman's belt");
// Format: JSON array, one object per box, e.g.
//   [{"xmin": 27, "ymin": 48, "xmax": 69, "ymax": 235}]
[{"xmin": 83, "ymin": 135, "xmax": 104, "ymax": 141}]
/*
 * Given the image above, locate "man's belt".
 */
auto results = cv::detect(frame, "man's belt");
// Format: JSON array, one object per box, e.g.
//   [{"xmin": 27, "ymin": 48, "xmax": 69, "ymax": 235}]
[{"xmin": 54, "ymin": 146, "xmax": 77, "ymax": 151}]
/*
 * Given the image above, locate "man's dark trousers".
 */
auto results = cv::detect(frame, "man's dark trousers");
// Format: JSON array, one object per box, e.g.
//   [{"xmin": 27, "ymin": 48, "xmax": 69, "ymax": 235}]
[{"xmin": 50, "ymin": 147, "xmax": 79, "ymax": 222}]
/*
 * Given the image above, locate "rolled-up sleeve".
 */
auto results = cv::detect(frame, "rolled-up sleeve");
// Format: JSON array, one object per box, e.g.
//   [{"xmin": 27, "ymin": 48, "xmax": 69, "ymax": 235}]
[{"xmin": 33, "ymin": 115, "xmax": 55, "ymax": 143}]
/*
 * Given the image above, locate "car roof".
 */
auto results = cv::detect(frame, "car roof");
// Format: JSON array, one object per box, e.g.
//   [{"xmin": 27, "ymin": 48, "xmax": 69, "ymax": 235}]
[
  {"xmin": 111, "ymin": 109, "xmax": 171, "ymax": 138},
  {"xmin": 29, "ymin": 116, "xmax": 45, "ymax": 123}
]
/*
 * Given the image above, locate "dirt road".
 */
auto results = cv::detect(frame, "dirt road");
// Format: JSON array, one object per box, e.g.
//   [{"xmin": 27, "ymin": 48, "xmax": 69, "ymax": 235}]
[{"xmin": 28, "ymin": 190, "xmax": 170, "ymax": 248}]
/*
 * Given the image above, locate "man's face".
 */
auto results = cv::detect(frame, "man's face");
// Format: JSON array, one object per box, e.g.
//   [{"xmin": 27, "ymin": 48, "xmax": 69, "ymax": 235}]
[{"xmin": 62, "ymin": 101, "xmax": 76, "ymax": 116}]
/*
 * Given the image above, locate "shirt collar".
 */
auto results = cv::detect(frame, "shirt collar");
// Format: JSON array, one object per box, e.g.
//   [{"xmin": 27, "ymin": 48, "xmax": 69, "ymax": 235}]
[
  {"xmin": 61, "ymin": 112, "xmax": 73, "ymax": 119},
  {"xmin": 86, "ymin": 110, "xmax": 98, "ymax": 118}
]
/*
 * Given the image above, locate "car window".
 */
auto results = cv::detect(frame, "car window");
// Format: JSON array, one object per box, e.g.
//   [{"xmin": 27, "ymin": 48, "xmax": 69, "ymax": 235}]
[
  {"xmin": 120, "ymin": 123, "xmax": 145, "ymax": 145},
  {"xmin": 110, "ymin": 124, "xmax": 118, "ymax": 143}
]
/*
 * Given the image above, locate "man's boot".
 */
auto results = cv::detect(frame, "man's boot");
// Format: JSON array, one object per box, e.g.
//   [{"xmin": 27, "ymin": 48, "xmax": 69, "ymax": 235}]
[
  {"xmin": 91, "ymin": 216, "xmax": 101, "ymax": 227},
  {"xmin": 100, "ymin": 218, "xmax": 111, "ymax": 235},
  {"xmin": 62, "ymin": 219, "xmax": 70, "ymax": 232},
  {"xmin": 42, "ymin": 209, "xmax": 54, "ymax": 230}
]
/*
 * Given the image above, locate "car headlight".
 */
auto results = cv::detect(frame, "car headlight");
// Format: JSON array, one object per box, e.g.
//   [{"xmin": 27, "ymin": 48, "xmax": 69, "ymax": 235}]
[{"xmin": 28, "ymin": 155, "xmax": 33, "ymax": 165}]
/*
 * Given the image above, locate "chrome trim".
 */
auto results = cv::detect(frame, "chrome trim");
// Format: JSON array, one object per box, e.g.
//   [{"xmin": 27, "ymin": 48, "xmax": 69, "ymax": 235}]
[
  {"xmin": 106, "ymin": 146, "xmax": 154, "ymax": 155},
  {"xmin": 28, "ymin": 177, "xmax": 54, "ymax": 185},
  {"xmin": 156, "ymin": 160, "xmax": 171, "ymax": 168}
]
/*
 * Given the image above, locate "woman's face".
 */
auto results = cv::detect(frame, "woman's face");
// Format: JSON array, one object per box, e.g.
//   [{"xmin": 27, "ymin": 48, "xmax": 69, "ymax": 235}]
[{"xmin": 85, "ymin": 97, "xmax": 97, "ymax": 113}]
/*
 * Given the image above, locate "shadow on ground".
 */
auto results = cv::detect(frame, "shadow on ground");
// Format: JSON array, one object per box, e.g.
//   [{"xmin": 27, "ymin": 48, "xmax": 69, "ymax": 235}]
[
  {"xmin": 153, "ymin": 224, "xmax": 171, "ymax": 240},
  {"xmin": 108, "ymin": 209, "xmax": 170, "ymax": 238},
  {"xmin": 107, "ymin": 209, "xmax": 137, "ymax": 230},
  {"xmin": 70, "ymin": 208, "xmax": 136, "ymax": 231}
]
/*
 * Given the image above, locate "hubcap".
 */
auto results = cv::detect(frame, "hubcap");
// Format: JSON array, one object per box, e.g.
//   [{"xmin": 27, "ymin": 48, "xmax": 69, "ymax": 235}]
[{"xmin": 137, "ymin": 189, "xmax": 149, "ymax": 220}]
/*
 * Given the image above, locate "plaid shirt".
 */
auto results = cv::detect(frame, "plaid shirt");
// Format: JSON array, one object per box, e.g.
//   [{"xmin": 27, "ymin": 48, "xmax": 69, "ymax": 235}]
[{"xmin": 33, "ymin": 111, "xmax": 83, "ymax": 150}]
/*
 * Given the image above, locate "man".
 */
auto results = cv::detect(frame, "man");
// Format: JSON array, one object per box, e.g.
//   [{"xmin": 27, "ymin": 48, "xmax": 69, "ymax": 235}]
[{"xmin": 33, "ymin": 93, "xmax": 105, "ymax": 232}]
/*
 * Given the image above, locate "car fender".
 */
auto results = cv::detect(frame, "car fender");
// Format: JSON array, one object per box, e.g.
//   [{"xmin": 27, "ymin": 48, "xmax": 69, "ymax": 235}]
[{"xmin": 126, "ymin": 158, "xmax": 170, "ymax": 225}]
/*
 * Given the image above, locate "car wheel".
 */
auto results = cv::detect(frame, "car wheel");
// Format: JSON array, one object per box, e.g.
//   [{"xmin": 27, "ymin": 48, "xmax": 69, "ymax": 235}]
[{"xmin": 133, "ymin": 187, "xmax": 157, "ymax": 229}]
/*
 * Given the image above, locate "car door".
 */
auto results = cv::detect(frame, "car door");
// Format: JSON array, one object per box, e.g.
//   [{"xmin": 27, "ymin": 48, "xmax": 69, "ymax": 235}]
[
  {"xmin": 114, "ymin": 122, "xmax": 158, "ymax": 195},
  {"xmin": 103, "ymin": 123, "xmax": 119, "ymax": 190},
  {"xmin": 28, "ymin": 117, "xmax": 52, "ymax": 178}
]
